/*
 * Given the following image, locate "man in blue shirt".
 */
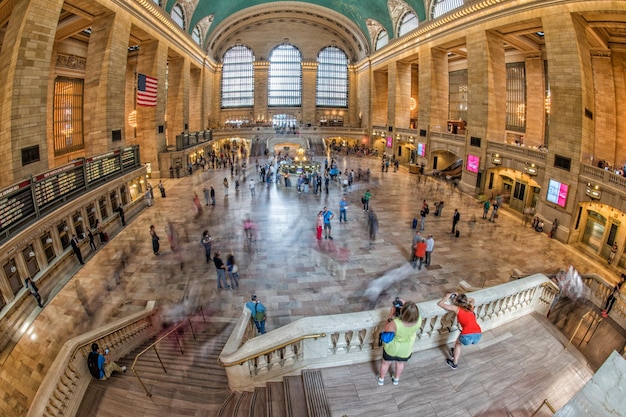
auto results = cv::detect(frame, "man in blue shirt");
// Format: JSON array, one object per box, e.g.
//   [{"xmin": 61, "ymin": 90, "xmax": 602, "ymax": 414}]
[
  {"xmin": 89, "ymin": 343, "xmax": 126, "ymax": 380},
  {"xmin": 323, "ymin": 207, "xmax": 335, "ymax": 239},
  {"xmin": 339, "ymin": 196, "xmax": 348, "ymax": 223},
  {"xmin": 245, "ymin": 295, "xmax": 267, "ymax": 334}
]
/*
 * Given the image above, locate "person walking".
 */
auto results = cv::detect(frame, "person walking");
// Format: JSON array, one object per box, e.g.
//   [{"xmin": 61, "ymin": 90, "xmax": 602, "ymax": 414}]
[
  {"xmin": 482, "ymin": 200, "xmax": 490, "ymax": 219},
  {"xmin": 24, "ymin": 277, "xmax": 44, "ymax": 307},
  {"xmin": 489, "ymin": 202, "xmax": 499, "ymax": 222},
  {"xmin": 203, "ymin": 187, "xmax": 210, "ymax": 206},
  {"xmin": 213, "ymin": 251, "xmax": 229, "ymax": 289},
  {"xmin": 249, "ymin": 178, "xmax": 256, "ymax": 196},
  {"xmin": 245, "ymin": 294, "xmax": 267, "ymax": 334},
  {"xmin": 339, "ymin": 196, "xmax": 348, "ymax": 223},
  {"xmin": 223, "ymin": 178, "xmax": 229, "ymax": 196},
  {"xmin": 420, "ymin": 205, "xmax": 428, "ymax": 231},
  {"xmin": 226, "ymin": 252, "xmax": 239, "ymax": 289},
  {"xmin": 414, "ymin": 238, "xmax": 427, "ymax": 269},
  {"xmin": 316, "ymin": 211, "xmax": 324, "ymax": 240},
  {"xmin": 158, "ymin": 180, "xmax": 166, "ymax": 198},
  {"xmin": 323, "ymin": 207, "xmax": 335, "ymax": 239},
  {"xmin": 87, "ymin": 230, "xmax": 97, "ymax": 251},
  {"xmin": 437, "ymin": 293, "xmax": 482, "ymax": 369},
  {"xmin": 200, "ymin": 230, "xmax": 213, "ymax": 263},
  {"xmin": 70, "ymin": 234, "xmax": 84, "ymax": 265},
  {"xmin": 145, "ymin": 187, "xmax": 153, "ymax": 207},
  {"xmin": 210, "ymin": 186, "xmax": 216, "ymax": 206},
  {"xmin": 362, "ymin": 190, "xmax": 371, "ymax": 211},
  {"xmin": 425, "ymin": 234, "xmax": 435, "ymax": 267},
  {"xmin": 608, "ymin": 243, "xmax": 618, "ymax": 265},
  {"xmin": 378, "ymin": 301, "xmax": 422, "ymax": 386},
  {"xmin": 452, "ymin": 209, "xmax": 460, "ymax": 234},
  {"xmin": 410, "ymin": 230, "xmax": 421, "ymax": 263},
  {"xmin": 602, "ymin": 274, "xmax": 625, "ymax": 317},
  {"xmin": 150, "ymin": 225, "xmax": 160, "ymax": 255}
]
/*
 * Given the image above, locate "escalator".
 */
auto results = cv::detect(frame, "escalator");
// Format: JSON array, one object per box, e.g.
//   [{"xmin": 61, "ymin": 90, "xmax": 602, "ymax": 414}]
[{"xmin": 434, "ymin": 159, "xmax": 462, "ymax": 181}]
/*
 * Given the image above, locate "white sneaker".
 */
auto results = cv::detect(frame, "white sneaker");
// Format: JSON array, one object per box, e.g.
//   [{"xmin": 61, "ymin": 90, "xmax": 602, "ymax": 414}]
[{"xmin": 121, "ymin": 366, "xmax": 127, "ymax": 373}]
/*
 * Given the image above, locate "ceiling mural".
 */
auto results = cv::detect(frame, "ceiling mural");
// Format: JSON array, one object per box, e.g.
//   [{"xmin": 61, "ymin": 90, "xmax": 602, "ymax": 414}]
[{"xmin": 164, "ymin": 0, "xmax": 427, "ymax": 47}]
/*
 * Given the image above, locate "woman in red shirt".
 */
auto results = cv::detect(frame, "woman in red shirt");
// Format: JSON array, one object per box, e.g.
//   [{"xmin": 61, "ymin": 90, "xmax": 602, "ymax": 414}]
[
  {"xmin": 437, "ymin": 293, "xmax": 482, "ymax": 369},
  {"xmin": 414, "ymin": 238, "xmax": 427, "ymax": 269}
]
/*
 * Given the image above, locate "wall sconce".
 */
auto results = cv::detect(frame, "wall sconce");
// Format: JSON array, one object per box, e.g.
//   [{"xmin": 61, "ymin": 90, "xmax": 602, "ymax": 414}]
[
  {"xmin": 492, "ymin": 154, "xmax": 502, "ymax": 166},
  {"xmin": 76, "ymin": 217, "xmax": 83, "ymax": 222},
  {"xmin": 586, "ymin": 183, "xmax": 601, "ymax": 200},
  {"xmin": 28, "ymin": 251, "xmax": 35, "ymax": 258},
  {"xmin": 45, "ymin": 237, "xmax": 53, "ymax": 244},
  {"xmin": 91, "ymin": 207, "xmax": 97, "ymax": 213},
  {"xmin": 10, "ymin": 266, "xmax": 17, "ymax": 274},
  {"xmin": 64, "ymin": 225, "xmax": 69, "ymax": 231},
  {"xmin": 524, "ymin": 163, "xmax": 538, "ymax": 176}
]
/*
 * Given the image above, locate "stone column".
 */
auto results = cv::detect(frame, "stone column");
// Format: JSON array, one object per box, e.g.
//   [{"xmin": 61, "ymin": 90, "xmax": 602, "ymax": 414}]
[
  {"xmin": 0, "ymin": 0, "xmax": 64, "ymax": 187},
  {"xmin": 393, "ymin": 61, "xmax": 412, "ymax": 129},
  {"xmin": 591, "ymin": 52, "xmax": 616, "ymax": 165},
  {"xmin": 189, "ymin": 66, "xmax": 203, "ymax": 132},
  {"xmin": 254, "ymin": 61, "xmax": 269, "ymax": 125},
  {"xmin": 613, "ymin": 51, "xmax": 626, "ymax": 166},
  {"xmin": 418, "ymin": 46, "xmax": 448, "ymax": 134},
  {"xmin": 524, "ymin": 54, "xmax": 546, "ymax": 148},
  {"xmin": 166, "ymin": 56, "xmax": 190, "ymax": 146},
  {"xmin": 372, "ymin": 69, "xmax": 388, "ymax": 127},
  {"xmin": 83, "ymin": 12, "xmax": 132, "ymax": 155},
  {"xmin": 302, "ymin": 62, "xmax": 317, "ymax": 126},
  {"xmin": 136, "ymin": 40, "xmax": 168, "ymax": 176}
]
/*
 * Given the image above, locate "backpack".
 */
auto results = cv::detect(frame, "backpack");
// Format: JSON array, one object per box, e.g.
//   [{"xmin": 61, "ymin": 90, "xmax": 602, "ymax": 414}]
[
  {"xmin": 87, "ymin": 352, "xmax": 101, "ymax": 379},
  {"xmin": 254, "ymin": 303, "xmax": 266, "ymax": 322}
]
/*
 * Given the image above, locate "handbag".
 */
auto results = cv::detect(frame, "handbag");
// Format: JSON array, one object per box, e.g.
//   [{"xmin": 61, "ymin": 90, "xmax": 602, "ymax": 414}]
[
  {"xmin": 378, "ymin": 331, "xmax": 395, "ymax": 346},
  {"xmin": 231, "ymin": 264, "xmax": 238, "ymax": 273}
]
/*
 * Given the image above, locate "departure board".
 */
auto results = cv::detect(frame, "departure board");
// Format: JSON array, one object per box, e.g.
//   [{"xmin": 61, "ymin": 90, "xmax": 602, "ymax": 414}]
[
  {"xmin": 34, "ymin": 161, "xmax": 85, "ymax": 208},
  {"xmin": 0, "ymin": 180, "xmax": 36, "ymax": 234},
  {"xmin": 86, "ymin": 150, "xmax": 121, "ymax": 184},
  {"xmin": 121, "ymin": 147, "xmax": 137, "ymax": 168}
]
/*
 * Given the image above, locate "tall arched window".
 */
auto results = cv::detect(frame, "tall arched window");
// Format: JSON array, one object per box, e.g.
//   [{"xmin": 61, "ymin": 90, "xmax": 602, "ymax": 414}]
[
  {"xmin": 375, "ymin": 30, "xmax": 388, "ymax": 51},
  {"xmin": 398, "ymin": 12, "xmax": 418, "ymax": 37},
  {"xmin": 431, "ymin": 0, "xmax": 464, "ymax": 19},
  {"xmin": 316, "ymin": 46, "xmax": 348, "ymax": 108},
  {"xmin": 268, "ymin": 44, "xmax": 302, "ymax": 107},
  {"xmin": 192, "ymin": 26, "xmax": 202, "ymax": 46},
  {"xmin": 171, "ymin": 4, "xmax": 185, "ymax": 29},
  {"xmin": 221, "ymin": 45, "xmax": 255, "ymax": 108}
]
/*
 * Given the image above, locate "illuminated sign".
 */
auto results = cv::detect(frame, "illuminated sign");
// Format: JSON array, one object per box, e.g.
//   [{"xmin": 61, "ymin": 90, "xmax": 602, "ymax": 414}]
[
  {"xmin": 466, "ymin": 155, "xmax": 480, "ymax": 173},
  {"xmin": 546, "ymin": 179, "xmax": 569, "ymax": 207}
]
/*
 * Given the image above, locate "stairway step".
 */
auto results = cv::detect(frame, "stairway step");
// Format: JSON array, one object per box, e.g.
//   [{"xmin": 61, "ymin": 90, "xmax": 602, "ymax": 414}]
[
  {"xmin": 284, "ymin": 375, "xmax": 309, "ymax": 417},
  {"xmin": 266, "ymin": 381, "xmax": 287, "ymax": 417},
  {"xmin": 302, "ymin": 369, "xmax": 332, "ymax": 417},
  {"xmin": 251, "ymin": 387, "xmax": 267, "ymax": 417}
]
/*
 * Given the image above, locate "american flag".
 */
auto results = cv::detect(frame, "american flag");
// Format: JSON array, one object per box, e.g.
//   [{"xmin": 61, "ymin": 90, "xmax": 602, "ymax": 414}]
[{"xmin": 137, "ymin": 74, "xmax": 157, "ymax": 107}]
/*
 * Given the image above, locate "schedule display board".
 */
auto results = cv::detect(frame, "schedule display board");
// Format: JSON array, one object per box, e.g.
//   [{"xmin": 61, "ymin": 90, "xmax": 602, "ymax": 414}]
[
  {"xmin": 86, "ymin": 150, "xmax": 121, "ymax": 184},
  {"xmin": 0, "ymin": 180, "xmax": 36, "ymax": 234},
  {"xmin": 121, "ymin": 147, "xmax": 138, "ymax": 169},
  {"xmin": 34, "ymin": 161, "xmax": 85, "ymax": 209}
]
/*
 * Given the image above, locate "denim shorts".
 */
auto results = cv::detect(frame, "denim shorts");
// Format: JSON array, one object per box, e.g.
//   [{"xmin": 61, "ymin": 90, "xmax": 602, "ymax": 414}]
[{"xmin": 459, "ymin": 333, "xmax": 482, "ymax": 345}]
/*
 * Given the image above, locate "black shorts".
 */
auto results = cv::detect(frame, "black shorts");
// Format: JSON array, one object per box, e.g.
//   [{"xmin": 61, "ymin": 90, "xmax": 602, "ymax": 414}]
[{"xmin": 382, "ymin": 349, "xmax": 412, "ymax": 362}]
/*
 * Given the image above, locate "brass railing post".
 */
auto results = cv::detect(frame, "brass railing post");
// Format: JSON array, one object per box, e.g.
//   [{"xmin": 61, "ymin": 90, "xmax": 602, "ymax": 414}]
[
  {"xmin": 132, "ymin": 368, "xmax": 153, "ymax": 397},
  {"xmin": 153, "ymin": 345, "xmax": 168, "ymax": 372},
  {"xmin": 188, "ymin": 317, "xmax": 197, "ymax": 341},
  {"xmin": 174, "ymin": 333, "xmax": 184, "ymax": 355},
  {"xmin": 529, "ymin": 399, "xmax": 556, "ymax": 416}
]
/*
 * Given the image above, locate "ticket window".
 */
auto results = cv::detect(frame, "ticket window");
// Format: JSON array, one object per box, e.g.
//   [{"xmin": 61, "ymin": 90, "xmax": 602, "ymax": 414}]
[
  {"xmin": 120, "ymin": 185, "xmax": 129, "ymax": 206},
  {"xmin": 87, "ymin": 204, "xmax": 97, "ymax": 230},
  {"xmin": 72, "ymin": 212, "xmax": 85, "ymax": 240},
  {"xmin": 110, "ymin": 190, "xmax": 119, "ymax": 212},
  {"xmin": 22, "ymin": 244, "xmax": 39, "ymax": 277},
  {"xmin": 3, "ymin": 258, "xmax": 22, "ymax": 296},
  {"xmin": 58, "ymin": 220, "xmax": 70, "ymax": 249},
  {"xmin": 99, "ymin": 196, "xmax": 108, "ymax": 219},
  {"xmin": 41, "ymin": 232, "xmax": 56, "ymax": 263}
]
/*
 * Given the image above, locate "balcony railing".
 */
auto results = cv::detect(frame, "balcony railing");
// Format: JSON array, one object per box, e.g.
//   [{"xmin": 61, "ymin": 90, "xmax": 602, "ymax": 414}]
[
  {"xmin": 219, "ymin": 274, "xmax": 559, "ymax": 391},
  {"xmin": 486, "ymin": 141, "xmax": 548, "ymax": 163}
]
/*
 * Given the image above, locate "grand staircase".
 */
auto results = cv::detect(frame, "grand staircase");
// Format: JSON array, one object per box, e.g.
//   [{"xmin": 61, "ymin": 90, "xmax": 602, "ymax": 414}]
[{"xmin": 75, "ymin": 318, "xmax": 331, "ymax": 417}]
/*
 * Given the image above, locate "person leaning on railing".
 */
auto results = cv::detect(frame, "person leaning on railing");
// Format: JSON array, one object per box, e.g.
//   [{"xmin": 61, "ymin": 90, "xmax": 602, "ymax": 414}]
[{"xmin": 437, "ymin": 293, "xmax": 482, "ymax": 370}]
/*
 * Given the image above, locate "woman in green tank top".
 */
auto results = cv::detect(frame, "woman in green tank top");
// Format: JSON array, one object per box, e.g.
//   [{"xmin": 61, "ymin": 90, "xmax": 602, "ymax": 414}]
[{"xmin": 378, "ymin": 301, "xmax": 422, "ymax": 386}]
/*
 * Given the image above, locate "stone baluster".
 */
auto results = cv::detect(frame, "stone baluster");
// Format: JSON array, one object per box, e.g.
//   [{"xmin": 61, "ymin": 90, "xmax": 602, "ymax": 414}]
[{"xmin": 334, "ymin": 331, "xmax": 348, "ymax": 354}]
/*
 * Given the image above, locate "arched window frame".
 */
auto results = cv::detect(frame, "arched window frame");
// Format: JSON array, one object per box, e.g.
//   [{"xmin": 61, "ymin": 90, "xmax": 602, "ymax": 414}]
[
  {"xmin": 171, "ymin": 4, "xmax": 185, "ymax": 29},
  {"xmin": 397, "ymin": 11, "xmax": 418, "ymax": 37},
  {"xmin": 316, "ymin": 46, "xmax": 348, "ymax": 108},
  {"xmin": 192, "ymin": 26, "xmax": 202, "ymax": 46},
  {"xmin": 430, "ymin": 0, "xmax": 464, "ymax": 19},
  {"xmin": 375, "ymin": 30, "xmax": 389, "ymax": 51},
  {"xmin": 268, "ymin": 43, "xmax": 302, "ymax": 107},
  {"xmin": 221, "ymin": 45, "xmax": 255, "ymax": 108}
]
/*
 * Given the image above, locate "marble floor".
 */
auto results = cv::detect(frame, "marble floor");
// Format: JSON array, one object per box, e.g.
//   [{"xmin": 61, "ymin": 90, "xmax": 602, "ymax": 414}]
[{"xmin": 3, "ymin": 152, "xmax": 625, "ymax": 416}]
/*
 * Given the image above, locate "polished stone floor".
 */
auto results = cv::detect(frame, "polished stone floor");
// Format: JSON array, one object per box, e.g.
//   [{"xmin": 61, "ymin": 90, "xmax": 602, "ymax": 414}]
[{"xmin": 4, "ymin": 151, "xmax": 625, "ymax": 416}]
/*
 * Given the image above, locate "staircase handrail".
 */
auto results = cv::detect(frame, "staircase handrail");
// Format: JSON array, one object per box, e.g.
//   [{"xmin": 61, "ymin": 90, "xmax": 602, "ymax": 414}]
[
  {"xmin": 219, "ymin": 332, "xmax": 327, "ymax": 367},
  {"xmin": 27, "ymin": 300, "xmax": 162, "ymax": 417},
  {"xmin": 219, "ymin": 274, "xmax": 560, "ymax": 391},
  {"xmin": 130, "ymin": 306, "xmax": 205, "ymax": 397}
]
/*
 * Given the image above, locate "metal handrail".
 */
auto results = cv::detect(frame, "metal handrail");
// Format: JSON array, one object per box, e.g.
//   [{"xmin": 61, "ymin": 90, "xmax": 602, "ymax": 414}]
[
  {"xmin": 131, "ymin": 306, "xmax": 205, "ymax": 397},
  {"xmin": 219, "ymin": 332, "xmax": 327, "ymax": 368},
  {"xmin": 564, "ymin": 310, "xmax": 602, "ymax": 351},
  {"xmin": 529, "ymin": 398, "xmax": 556, "ymax": 416}
]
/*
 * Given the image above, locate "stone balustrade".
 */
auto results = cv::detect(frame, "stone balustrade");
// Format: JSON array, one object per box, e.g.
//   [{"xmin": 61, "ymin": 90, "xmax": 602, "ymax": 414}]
[
  {"xmin": 581, "ymin": 274, "xmax": 626, "ymax": 329},
  {"xmin": 27, "ymin": 301, "xmax": 161, "ymax": 417},
  {"xmin": 219, "ymin": 274, "xmax": 559, "ymax": 392}
]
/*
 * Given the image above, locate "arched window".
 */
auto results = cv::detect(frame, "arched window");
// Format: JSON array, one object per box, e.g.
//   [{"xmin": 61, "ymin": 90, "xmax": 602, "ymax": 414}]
[
  {"xmin": 221, "ymin": 45, "xmax": 255, "ymax": 108},
  {"xmin": 268, "ymin": 44, "xmax": 302, "ymax": 107},
  {"xmin": 375, "ymin": 30, "xmax": 388, "ymax": 51},
  {"xmin": 316, "ymin": 46, "xmax": 348, "ymax": 108},
  {"xmin": 192, "ymin": 26, "xmax": 202, "ymax": 46},
  {"xmin": 431, "ymin": 0, "xmax": 464, "ymax": 19},
  {"xmin": 398, "ymin": 12, "xmax": 418, "ymax": 37},
  {"xmin": 171, "ymin": 4, "xmax": 185, "ymax": 29}
]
